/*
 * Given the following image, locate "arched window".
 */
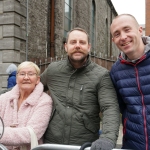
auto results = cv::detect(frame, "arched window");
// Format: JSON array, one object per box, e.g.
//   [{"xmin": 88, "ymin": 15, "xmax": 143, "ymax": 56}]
[
  {"xmin": 90, "ymin": 0, "xmax": 96, "ymax": 53},
  {"xmin": 64, "ymin": 0, "xmax": 72, "ymax": 38}
]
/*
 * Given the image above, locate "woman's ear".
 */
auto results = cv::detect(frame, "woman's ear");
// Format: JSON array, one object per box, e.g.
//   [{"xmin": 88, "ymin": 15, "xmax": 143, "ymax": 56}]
[{"xmin": 36, "ymin": 76, "xmax": 40, "ymax": 85}]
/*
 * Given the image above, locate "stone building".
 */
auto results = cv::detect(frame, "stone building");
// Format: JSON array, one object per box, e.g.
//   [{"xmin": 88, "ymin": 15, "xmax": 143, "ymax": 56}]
[{"xmin": 0, "ymin": 0, "xmax": 119, "ymax": 90}]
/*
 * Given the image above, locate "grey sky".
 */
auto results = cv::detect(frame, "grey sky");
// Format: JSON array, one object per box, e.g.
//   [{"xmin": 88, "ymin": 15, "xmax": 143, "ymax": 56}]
[{"xmin": 111, "ymin": 0, "xmax": 145, "ymax": 25}]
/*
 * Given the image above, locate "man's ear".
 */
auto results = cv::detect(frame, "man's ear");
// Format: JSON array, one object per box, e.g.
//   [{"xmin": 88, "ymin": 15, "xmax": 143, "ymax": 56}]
[
  {"xmin": 64, "ymin": 43, "xmax": 68, "ymax": 53},
  {"xmin": 139, "ymin": 26, "xmax": 143, "ymax": 36},
  {"xmin": 112, "ymin": 37, "xmax": 114, "ymax": 42},
  {"xmin": 88, "ymin": 43, "xmax": 91, "ymax": 53}
]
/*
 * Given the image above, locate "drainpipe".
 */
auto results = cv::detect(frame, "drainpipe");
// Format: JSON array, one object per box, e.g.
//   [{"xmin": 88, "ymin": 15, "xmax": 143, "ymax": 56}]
[
  {"xmin": 26, "ymin": 0, "xmax": 29, "ymax": 60},
  {"xmin": 110, "ymin": 12, "xmax": 112, "ymax": 57},
  {"xmin": 50, "ymin": 0, "xmax": 55, "ymax": 57}
]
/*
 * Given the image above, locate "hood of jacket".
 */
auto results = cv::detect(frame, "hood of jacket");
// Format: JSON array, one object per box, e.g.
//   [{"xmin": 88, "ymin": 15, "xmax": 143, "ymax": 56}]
[
  {"xmin": 9, "ymin": 71, "xmax": 17, "ymax": 77},
  {"xmin": 6, "ymin": 64, "xmax": 17, "ymax": 74}
]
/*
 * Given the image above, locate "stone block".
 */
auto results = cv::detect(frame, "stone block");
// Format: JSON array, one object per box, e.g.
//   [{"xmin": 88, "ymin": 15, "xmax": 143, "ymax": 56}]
[
  {"xmin": 14, "ymin": 38, "xmax": 21, "ymax": 50},
  {"xmin": 20, "ymin": 51, "xmax": 26, "ymax": 62},
  {"xmin": 0, "ymin": 76, "xmax": 2, "ymax": 90},
  {"xmin": 3, "ymin": 0, "xmax": 15, "ymax": 12},
  {"xmin": 2, "ymin": 75, "xmax": 8, "ymax": 88},
  {"xmin": 3, "ymin": 25, "xmax": 26, "ymax": 40},
  {"xmin": 19, "ymin": 27, "xmax": 26, "ymax": 40},
  {"xmin": 3, "ymin": 25, "xmax": 14, "ymax": 37},
  {"xmin": 0, "ymin": 51, "xmax": 2, "ymax": 63},
  {"xmin": 0, "ymin": 63, "xmax": 14, "ymax": 74},
  {"xmin": 4, "ymin": 0, "xmax": 26, "ymax": 17},
  {"xmin": 2, "ymin": 50, "xmax": 20, "ymax": 63},
  {"xmin": 0, "ymin": 1, "xmax": 3, "ymax": 14},
  {"xmin": 19, "ymin": 2, "xmax": 26, "ymax": 17},
  {"xmin": 0, "ymin": 38, "xmax": 21, "ymax": 50},
  {"xmin": 0, "ymin": 12, "xmax": 20, "ymax": 26},
  {"xmin": 1, "ymin": 49, "xmax": 26, "ymax": 63},
  {"xmin": 0, "ymin": 25, "xmax": 2, "ymax": 39},
  {"xmin": 0, "ymin": 38, "xmax": 15, "ymax": 49}
]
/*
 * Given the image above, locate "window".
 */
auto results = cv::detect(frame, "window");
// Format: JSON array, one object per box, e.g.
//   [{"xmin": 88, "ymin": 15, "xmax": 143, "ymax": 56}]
[
  {"xmin": 90, "ymin": 0, "xmax": 96, "ymax": 53},
  {"xmin": 64, "ymin": 0, "xmax": 72, "ymax": 38}
]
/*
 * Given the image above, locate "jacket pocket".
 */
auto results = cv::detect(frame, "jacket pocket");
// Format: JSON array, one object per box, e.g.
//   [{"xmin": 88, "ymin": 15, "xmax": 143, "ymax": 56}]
[
  {"xmin": 82, "ymin": 114, "xmax": 99, "ymax": 133},
  {"xmin": 80, "ymin": 85, "xmax": 84, "ymax": 104}
]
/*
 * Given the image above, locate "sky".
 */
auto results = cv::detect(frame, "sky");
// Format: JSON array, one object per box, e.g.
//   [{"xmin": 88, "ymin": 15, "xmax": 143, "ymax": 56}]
[{"xmin": 111, "ymin": 0, "xmax": 145, "ymax": 25}]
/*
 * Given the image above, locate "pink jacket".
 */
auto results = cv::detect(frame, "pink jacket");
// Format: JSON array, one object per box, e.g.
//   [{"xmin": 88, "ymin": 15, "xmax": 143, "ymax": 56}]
[{"xmin": 0, "ymin": 82, "xmax": 53, "ymax": 150}]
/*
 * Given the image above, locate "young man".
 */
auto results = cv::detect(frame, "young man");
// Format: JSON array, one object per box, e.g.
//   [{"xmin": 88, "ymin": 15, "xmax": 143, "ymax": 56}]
[
  {"xmin": 41, "ymin": 27, "xmax": 120, "ymax": 150},
  {"xmin": 110, "ymin": 14, "xmax": 150, "ymax": 150}
]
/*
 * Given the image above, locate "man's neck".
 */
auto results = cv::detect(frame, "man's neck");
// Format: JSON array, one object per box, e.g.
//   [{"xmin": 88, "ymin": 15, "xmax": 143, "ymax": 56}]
[
  {"xmin": 126, "ymin": 45, "xmax": 145, "ymax": 61},
  {"xmin": 69, "ymin": 58, "xmax": 88, "ymax": 69},
  {"xmin": 127, "ymin": 51, "xmax": 144, "ymax": 61}
]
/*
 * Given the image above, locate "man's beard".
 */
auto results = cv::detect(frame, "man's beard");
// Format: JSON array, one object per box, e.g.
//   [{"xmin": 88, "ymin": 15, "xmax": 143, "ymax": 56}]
[{"xmin": 69, "ymin": 53, "xmax": 88, "ymax": 65}]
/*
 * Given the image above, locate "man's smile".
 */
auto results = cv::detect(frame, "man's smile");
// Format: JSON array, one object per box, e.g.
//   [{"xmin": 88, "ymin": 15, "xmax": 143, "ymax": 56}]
[{"xmin": 122, "ymin": 41, "xmax": 131, "ymax": 46}]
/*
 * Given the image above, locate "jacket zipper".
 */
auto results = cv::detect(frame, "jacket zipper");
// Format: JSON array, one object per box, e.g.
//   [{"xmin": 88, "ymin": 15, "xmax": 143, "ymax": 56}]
[
  {"xmin": 135, "ymin": 66, "xmax": 148, "ymax": 150},
  {"xmin": 120, "ymin": 55, "xmax": 148, "ymax": 149}
]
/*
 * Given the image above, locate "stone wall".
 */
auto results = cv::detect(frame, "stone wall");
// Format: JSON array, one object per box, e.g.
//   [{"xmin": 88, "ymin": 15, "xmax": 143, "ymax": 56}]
[
  {"xmin": 19, "ymin": 0, "xmax": 49, "ymax": 59},
  {"xmin": 26, "ymin": 0, "xmax": 119, "ymax": 59},
  {"xmin": 54, "ymin": 0, "xmax": 65, "ymax": 57},
  {"xmin": 0, "ymin": 0, "xmax": 26, "ymax": 90},
  {"xmin": 0, "ymin": 0, "xmax": 120, "ymax": 90}
]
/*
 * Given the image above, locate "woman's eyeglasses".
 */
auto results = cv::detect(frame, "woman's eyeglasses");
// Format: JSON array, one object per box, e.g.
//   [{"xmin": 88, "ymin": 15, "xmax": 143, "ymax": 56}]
[{"xmin": 17, "ymin": 72, "xmax": 37, "ymax": 78}]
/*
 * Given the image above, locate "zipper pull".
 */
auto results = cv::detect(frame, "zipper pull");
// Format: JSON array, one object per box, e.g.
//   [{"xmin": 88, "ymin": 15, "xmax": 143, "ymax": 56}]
[{"xmin": 80, "ymin": 85, "xmax": 83, "ymax": 90}]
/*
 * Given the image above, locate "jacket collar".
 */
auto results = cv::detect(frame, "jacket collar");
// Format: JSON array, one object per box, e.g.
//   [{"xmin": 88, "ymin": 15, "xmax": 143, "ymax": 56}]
[
  {"xmin": 119, "ymin": 43, "xmax": 150, "ymax": 64},
  {"xmin": 7, "ymin": 82, "xmax": 43, "ymax": 106},
  {"xmin": 67, "ymin": 55, "xmax": 91, "ymax": 69}
]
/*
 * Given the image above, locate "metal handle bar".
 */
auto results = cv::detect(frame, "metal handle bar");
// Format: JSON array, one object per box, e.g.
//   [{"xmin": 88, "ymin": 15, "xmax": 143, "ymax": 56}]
[
  {"xmin": 31, "ymin": 144, "xmax": 91, "ymax": 150},
  {"xmin": 0, "ymin": 144, "xmax": 8, "ymax": 150}
]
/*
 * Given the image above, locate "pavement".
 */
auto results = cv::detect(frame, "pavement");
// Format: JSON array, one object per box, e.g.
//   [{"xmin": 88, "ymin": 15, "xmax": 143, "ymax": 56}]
[{"xmin": 115, "ymin": 124, "xmax": 123, "ymax": 148}]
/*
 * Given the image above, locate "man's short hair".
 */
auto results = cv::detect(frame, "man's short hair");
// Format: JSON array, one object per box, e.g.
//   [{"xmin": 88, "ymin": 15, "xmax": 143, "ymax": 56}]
[
  {"xmin": 112, "ymin": 14, "xmax": 139, "ymax": 27},
  {"xmin": 66, "ymin": 27, "xmax": 90, "ymax": 43}
]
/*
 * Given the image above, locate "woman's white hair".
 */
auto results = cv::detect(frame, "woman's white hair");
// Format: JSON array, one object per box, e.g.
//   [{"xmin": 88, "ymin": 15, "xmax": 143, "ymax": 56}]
[{"xmin": 17, "ymin": 61, "xmax": 40, "ymax": 75}]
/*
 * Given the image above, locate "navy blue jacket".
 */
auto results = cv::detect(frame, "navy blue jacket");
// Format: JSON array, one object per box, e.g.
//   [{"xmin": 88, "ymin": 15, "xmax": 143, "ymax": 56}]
[
  {"xmin": 7, "ymin": 71, "xmax": 16, "ymax": 89},
  {"xmin": 110, "ymin": 43, "xmax": 150, "ymax": 150}
]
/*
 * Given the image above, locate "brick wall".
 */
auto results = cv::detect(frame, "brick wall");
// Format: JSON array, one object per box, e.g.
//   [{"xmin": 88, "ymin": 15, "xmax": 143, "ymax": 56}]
[{"xmin": 146, "ymin": 0, "xmax": 150, "ymax": 36}]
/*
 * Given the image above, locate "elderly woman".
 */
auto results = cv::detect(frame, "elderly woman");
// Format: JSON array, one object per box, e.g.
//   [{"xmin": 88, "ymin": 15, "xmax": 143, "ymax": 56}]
[{"xmin": 0, "ymin": 61, "xmax": 53, "ymax": 150}]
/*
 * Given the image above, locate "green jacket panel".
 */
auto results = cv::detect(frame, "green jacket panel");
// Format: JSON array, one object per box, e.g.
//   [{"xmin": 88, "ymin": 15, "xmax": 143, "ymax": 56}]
[{"xmin": 41, "ymin": 58, "xmax": 120, "ymax": 145}]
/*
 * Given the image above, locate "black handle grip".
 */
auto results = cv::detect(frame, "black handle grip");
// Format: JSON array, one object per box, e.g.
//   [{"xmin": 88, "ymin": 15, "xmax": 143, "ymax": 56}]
[{"xmin": 79, "ymin": 142, "xmax": 92, "ymax": 150}]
